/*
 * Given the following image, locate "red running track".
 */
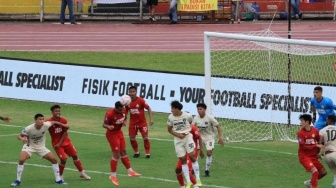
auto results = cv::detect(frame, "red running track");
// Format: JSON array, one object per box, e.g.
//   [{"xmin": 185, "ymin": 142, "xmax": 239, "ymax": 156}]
[{"xmin": 0, "ymin": 21, "xmax": 336, "ymax": 52}]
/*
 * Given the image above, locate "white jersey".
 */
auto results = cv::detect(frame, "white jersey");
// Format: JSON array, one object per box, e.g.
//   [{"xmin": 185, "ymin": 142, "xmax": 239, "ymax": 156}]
[
  {"xmin": 320, "ymin": 125, "xmax": 336, "ymax": 152},
  {"xmin": 192, "ymin": 113, "xmax": 219, "ymax": 139},
  {"xmin": 22, "ymin": 122, "xmax": 52, "ymax": 149},
  {"xmin": 167, "ymin": 111, "xmax": 193, "ymax": 134}
]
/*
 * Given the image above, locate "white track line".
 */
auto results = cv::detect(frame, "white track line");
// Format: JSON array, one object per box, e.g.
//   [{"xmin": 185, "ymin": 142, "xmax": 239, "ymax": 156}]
[
  {"xmin": 0, "ymin": 44, "xmax": 201, "ymax": 47},
  {"xmin": 0, "ymin": 161, "xmax": 228, "ymax": 188},
  {"xmin": 0, "ymin": 123, "xmax": 297, "ymax": 156}
]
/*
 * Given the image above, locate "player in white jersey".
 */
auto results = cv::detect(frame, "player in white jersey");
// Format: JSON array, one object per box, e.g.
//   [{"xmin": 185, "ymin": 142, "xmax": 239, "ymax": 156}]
[
  {"xmin": 10, "ymin": 114, "xmax": 68, "ymax": 187},
  {"xmin": 167, "ymin": 100, "xmax": 202, "ymax": 188},
  {"xmin": 319, "ymin": 114, "xmax": 336, "ymax": 188},
  {"xmin": 192, "ymin": 103, "xmax": 225, "ymax": 177}
]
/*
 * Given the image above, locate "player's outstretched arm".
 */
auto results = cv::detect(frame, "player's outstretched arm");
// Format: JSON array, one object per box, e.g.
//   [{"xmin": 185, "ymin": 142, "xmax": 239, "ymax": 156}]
[{"xmin": 0, "ymin": 116, "xmax": 11, "ymax": 122}]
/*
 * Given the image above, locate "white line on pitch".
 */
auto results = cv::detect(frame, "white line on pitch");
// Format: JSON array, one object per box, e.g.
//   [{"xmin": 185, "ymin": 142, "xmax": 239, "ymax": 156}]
[
  {"xmin": 0, "ymin": 161, "xmax": 229, "ymax": 188},
  {"xmin": 0, "ymin": 134, "xmax": 17, "ymax": 137},
  {"xmin": 0, "ymin": 123, "xmax": 297, "ymax": 156},
  {"xmin": 0, "ymin": 49, "xmax": 203, "ymax": 52}
]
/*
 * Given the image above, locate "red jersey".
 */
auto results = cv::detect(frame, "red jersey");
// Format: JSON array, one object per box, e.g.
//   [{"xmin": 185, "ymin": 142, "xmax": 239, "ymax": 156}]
[
  {"xmin": 190, "ymin": 125, "xmax": 201, "ymax": 156},
  {"xmin": 297, "ymin": 127, "xmax": 320, "ymax": 159},
  {"xmin": 104, "ymin": 108, "xmax": 127, "ymax": 134},
  {"xmin": 47, "ymin": 117, "xmax": 71, "ymax": 147},
  {"xmin": 125, "ymin": 97, "xmax": 149, "ymax": 126}
]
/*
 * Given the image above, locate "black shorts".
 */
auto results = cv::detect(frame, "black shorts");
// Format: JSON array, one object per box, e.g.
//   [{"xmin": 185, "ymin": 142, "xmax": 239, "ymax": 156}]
[{"xmin": 147, "ymin": 0, "xmax": 158, "ymax": 6}]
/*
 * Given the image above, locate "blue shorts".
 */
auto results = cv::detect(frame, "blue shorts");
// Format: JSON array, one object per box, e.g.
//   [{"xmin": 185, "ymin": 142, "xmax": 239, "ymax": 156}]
[{"xmin": 314, "ymin": 119, "xmax": 327, "ymax": 131}]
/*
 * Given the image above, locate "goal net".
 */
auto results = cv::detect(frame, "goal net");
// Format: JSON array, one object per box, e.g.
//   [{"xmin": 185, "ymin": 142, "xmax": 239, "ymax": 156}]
[{"xmin": 204, "ymin": 29, "xmax": 336, "ymax": 142}]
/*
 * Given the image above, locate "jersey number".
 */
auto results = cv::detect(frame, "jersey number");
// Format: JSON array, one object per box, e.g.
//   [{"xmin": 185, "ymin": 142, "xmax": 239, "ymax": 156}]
[
  {"xmin": 326, "ymin": 130, "xmax": 336, "ymax": 142},
  {"xmin": 55, "ymin": 127, "xmax": 62, "ymax": 134}
]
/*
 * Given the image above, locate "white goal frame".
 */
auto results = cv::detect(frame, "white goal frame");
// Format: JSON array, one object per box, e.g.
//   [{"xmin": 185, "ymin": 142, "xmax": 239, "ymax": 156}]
[{"xmin": 204, "ymin": 31, "xmax": 336, "ymax": 142}]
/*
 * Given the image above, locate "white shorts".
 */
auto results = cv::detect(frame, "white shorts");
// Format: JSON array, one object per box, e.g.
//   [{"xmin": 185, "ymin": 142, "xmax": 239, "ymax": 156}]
[
  {"xmin": 325, "ymin": 152, "xmax": 336, "ymax": 173},
  {"xmin": 22, "ymin": 144, "xmax": 51, "ymax": 157},
  {"xmin": 174, "ymin": 133, "xmax": 195, "ymax": 158},
  {"xmin": 203, "ymin": 137, "xmax": 215, "ymax": 150}
]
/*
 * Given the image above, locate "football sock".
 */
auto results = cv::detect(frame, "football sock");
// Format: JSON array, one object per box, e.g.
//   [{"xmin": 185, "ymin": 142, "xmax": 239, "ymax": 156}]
[
  {"xmin": 192, "ymin": 162, "xmax": 200, "ymax": 180},
  {"xmin": 176, "ymin": 173, "xmax": 184, "ymax": 186},
  {"xmin": 110, "ymin": 172, "xmax": 116, "ymax": 177},
  {"xmin": 52, "ymin": 163, "xmax": 61, "ymax": 182},
  {"xmin": 206, "ymin": 155, "xmax": 212, "ymax": 171},
  {"xmin": 59, "ymin": 163, "xmax": 65, "ymax": 176},
  {"xmin": 311, "ymin": 171, "xmax": 319, "ymax": 188},
  {"xmin": 16, "ymin": 164, "xmax": 24, "ymax": 181},
  {"xmin": 182, "ymin": 164, "xmax": 191, "ymax": 183},
  {"xmin": 74, "ymin": 159, "xmax": 83, "ymax": 172},
  {"xmin": 110, "ymin": 157, "xmax": 118, "ymax": 172},
  {"xmin": 127, "ymin": 168, "xmax": 134, "ymax": 173},
  {"xmin": 318, "ymin": 172, "xmax": 326, "ymax": 179},
  {"xmin": 130, "ymin": 139, "xmax": 139, "ymax": 153},
  {"xmin": 189, "ymin": 171, "xmax": 197, "ymax": 185},
  {"xmin": 121, "ymin": 155, "xmax": 131, "ymax": 169},
  {"xmin": 144, "ymin": 139, "xmax": 150, "ymax": 155}
]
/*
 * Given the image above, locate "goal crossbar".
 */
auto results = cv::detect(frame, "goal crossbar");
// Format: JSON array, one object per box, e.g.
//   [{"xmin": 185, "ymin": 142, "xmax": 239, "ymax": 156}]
[{"xmin": 204, "ymin": 31, "xmax": 336, "ymax": 48}]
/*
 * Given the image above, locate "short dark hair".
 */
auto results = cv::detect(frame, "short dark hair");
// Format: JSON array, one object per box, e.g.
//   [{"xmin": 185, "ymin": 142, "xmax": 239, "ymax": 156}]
[
  {"xmin": 171, "ymin": 100, "xmax": 183, "ymax": 110},
  {"xmin": 50, "ymin": 104, "xmax": 61, "ymax": 111},
  {"xmin": 327, "ymin": 115, "xmax": 336, "ymax": 124},
  {"xmin": 129, "ymin": 86, "xmax": 137, "ymax": 91},
  {"xmin": 314, "ymin": 86, "xmax": 323, "ymax": 92},
  {"xmin": 196, "ymin": 103, "xmax": 207, "ymax": 109},
  {"xmin": 115, "ymin": 101, "xmax": 124, "ymax": 108},
  {"xmin": 34, "ymin": 113, "xmax": 44, "ymax": 120},
  {"xmin": 299, "ymin": 114, "xmax": 312, "ymax": 124}
]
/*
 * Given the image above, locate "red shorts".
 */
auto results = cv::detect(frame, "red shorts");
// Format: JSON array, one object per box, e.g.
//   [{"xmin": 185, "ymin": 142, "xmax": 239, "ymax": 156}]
[
  {"xmin": 300, "ymin": 157, "xmax": 324, "ymax": 172},
  {"xmin": 129, "ymin": 124, "xmax": 148, "ymax": 137},
  {"xmin": 106, "ymin": 131, "xmax": 126, "ymax": 153},
  {"xmin": 54, "ymin": 142, "xmax": 77, "ymax": 160}
]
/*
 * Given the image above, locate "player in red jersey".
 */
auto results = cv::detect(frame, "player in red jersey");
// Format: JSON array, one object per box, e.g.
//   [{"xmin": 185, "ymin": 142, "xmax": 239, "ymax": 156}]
[
  {"xmin": 103, "ymin": 101, "xmax": 141, "ymax": 186},
  {"xmin": 47, "ymin": 105, "xmax": 91, "ymax": 181},
  {"xmin": 297, "ymin": 113, "xmax": 327, "ymax": 188},
  {"xmin": 126, "ymin": 86, "xmax": 153, "ymax": 158},
  {"xmin": 175, "ymin": 125, "xmax": 203, "ymax": 188}
]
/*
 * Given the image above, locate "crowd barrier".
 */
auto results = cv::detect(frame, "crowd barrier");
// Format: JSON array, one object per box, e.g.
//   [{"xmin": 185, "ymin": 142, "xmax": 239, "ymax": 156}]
[{"xmin": 0, "ymin": 0, "xmax": 334, "ymax": 22}]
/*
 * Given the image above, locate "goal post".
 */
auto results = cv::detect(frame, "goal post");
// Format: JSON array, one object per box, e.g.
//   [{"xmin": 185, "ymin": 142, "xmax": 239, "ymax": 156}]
[{"xmin": 204, "ymin": 30, "xmax": 336, "ymax": 142}]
